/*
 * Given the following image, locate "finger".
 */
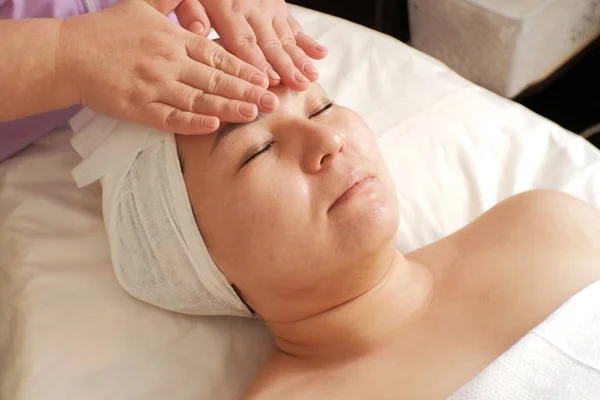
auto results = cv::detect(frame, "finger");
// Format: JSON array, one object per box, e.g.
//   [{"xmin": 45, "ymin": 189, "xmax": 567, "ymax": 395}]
[
  {"xmin": 295, "ymin": 33, "xmax": 328, "ymax": 60},
  {"xmin": 214, "ymin": 14, "xmax": 281, "ymax": 86},
  {"xmin": 143, "ymin": 0, "xmax": 180, "ymax": 15},
  {"xmin": 175, "ymin": 0, "xmax": 212, "ymax": 37},
  {"xmin": 181, "ymin": 60, "xmax": 279, "ymax": 113},
  {"xmin": 287, "ymin": 15, "xmax": 328, "ymax": 60},
  {"xmin": 273, "ymin": 18, "xmax": 318, "ymax": 82},
  {"xmin": 159, "ymin": 81, "xmax": 259, "ymax": 123},
  {"xmin": 185, "ymin": 35, "xmax": 270, "ymax": 89},
  {"xmin": 249, "ymin": 19, "xmax": 309, "ymax": 91},
  {"xmin": 145, "ymin": 103, "xmax": 220, "ymax": 135},
  {"xmin": 190, "ymin": 93, "xmax": 259, "ymax": 123}
]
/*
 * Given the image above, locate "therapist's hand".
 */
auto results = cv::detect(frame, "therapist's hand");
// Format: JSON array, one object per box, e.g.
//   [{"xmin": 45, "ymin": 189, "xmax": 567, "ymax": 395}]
[
  {"xmin": 199, "ymin": 0, "xmax": 329, "ymax": 91},
  {"xmin": 57, "ymin": 0, "xmax": 278, "ymax": 134},
  {"xmin": 144, "ymin": 0, "xmax": 213, "ymax": 36}
]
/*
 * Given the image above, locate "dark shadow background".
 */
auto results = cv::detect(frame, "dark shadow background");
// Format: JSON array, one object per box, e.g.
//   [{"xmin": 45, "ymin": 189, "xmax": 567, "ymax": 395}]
[
  {"xmin": 288, "ymin": 0, "xmax": 411, "ymax": 42},
  {"xmin": 514, "ymin": 39, "xmax": 600, "ymax": 137}
]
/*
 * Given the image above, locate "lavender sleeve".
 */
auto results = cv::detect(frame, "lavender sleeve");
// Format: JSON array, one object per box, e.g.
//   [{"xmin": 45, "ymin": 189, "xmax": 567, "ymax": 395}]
[{"xmin": 0, "ymin": 0, "xmax": 120, "ymax": 162}]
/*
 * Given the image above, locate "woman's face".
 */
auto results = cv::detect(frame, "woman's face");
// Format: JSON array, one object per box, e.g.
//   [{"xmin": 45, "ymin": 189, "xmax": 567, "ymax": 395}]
[{"xmin": 177, "ymin": 83, "xmax": 399, "ymax": 320}]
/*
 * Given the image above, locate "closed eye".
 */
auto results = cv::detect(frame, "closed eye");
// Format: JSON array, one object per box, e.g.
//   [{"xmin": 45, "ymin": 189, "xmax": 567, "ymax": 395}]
[
  {"xmin": 310, "ymin": 101, "xmax": 335, "ymax": 118},
  {"xmin": 241, "ymin": 142, "xmax": 274, "ymax": 167},
  {"xmin": 240, "ymin": 101, "xmax": 335, "ymax": 168}
]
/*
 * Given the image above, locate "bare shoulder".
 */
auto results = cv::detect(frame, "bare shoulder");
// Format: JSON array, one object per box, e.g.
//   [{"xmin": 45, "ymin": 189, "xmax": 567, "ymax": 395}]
[
  {"xmin": 483, "ymin": 189, "xmax": 600, "ymax": 250},
  {"xmin": 451, "ymin": 189, "xmax": 600, "ymax": 328},
  {"xmin": 495, "ymin": 188, "xmax": 600, "ymax": 227},
  {"xmin": 455, "ymin": 189, "xmax": 600, "ymax": 248},
  {"xmin": 430, "ymin": 189, "xmax": 600, "ymax": 347}
]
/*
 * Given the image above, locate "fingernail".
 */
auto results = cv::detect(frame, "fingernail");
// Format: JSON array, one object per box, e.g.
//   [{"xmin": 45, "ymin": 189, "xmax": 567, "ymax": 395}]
[
  {"xmin": 240, "ymin": 103, "xmax": 257, "ymax": 118},
  {"xmin": 250, "ymin": 73, "xmax": 268, "ymax": 87},
  {"xmin": 259, "ymin": 92, "xmax": 277, "ymax": 109},
  {"xmin": 203, "ymin": 117, "xmax": 219, "ymax": 129},
  {"xmin": 302, "ymin": 62, "xmax": 318, "ymax": 75},
  {"xmin": 294, "ymin": 71, "xmax": 310, "ymax": 83},
  {"xmin": 266, "ymin": 67, "xmax": 281, "ymax": 82},
  {"xmin": 190, "ymin": 21, "xmax": 205, "ymax": 34},
  {"xmin": 316, "ymin": 44, "xmax": 328, "ymax": 52}
]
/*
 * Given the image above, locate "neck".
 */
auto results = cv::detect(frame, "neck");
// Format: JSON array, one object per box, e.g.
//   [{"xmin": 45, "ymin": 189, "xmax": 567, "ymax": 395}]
[{"xmin": 266, "ymin": 251, "xmax": 435, "ymax": 362}]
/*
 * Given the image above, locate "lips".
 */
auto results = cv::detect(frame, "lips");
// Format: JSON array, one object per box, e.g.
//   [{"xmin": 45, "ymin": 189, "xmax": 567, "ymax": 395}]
[{"xmin": 329, "ymin": 168, "xmax": 375, "ymax": 211}]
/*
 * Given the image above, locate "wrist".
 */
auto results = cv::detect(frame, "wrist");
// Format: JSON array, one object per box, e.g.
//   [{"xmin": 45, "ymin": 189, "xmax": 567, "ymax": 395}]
[{"xmin": 53, "ymin": 16, "xmax": 84, "ymax": 107}]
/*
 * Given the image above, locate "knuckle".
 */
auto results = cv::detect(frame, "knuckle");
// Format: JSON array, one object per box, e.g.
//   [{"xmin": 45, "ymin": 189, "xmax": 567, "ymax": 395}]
[
  {"xmin": 141, "ymin": 30, "xmax": 179, "ymax": 57},
  {"xmin": 219, "ymin": 101, "xmax": 237, "ymax": 118},
  {"xmin": 234, "ymin": 34, "xmax": 258, "ymax": 48},
  {"xmin": 127, "ymin": 89, "xmax": 145, "ymax": 107},
  {"xmin": 292, "ymin": 51, "xmax": 309, "ymax": 63},
  {"xmin": 191, "ymin": 90, "xmax": 206, "ymax": 111},
  {"xmin": 208, "ymin": 70, "xmax": 228, "ymax": 93},
  {"xmin": 280, "ymin": 36, "xmax": 296, "ymax": 49},
  {"xmin": 133, "ymin": 61, "xmax": 154, "ymax": 81},
  {"xmin": 126, "ymin": 84, "xmax": 152, "ymax": 109},
  {"xmin": 171, "ymin": 85, "xmax": 189, "ymax": 108},
  {"xmin": 232, "ymin": 62, "xmax": 248, "ymax": 80},
  {"xmin": 134, "ymin": 58, "xmax": 174, "ymax": 83},
  {"xmin": 292, "ymin": 27, "xmax": 304, "ymax": 36},
  {"xmin": 243, "ymin": 85, "xmax": 259, "ymax": 102},
  {"xmin": 232, "ymin": 101, "xmax": 245, "ymax": 115},
  {"xmin": 208, "ymin": 46, "xmax": 226, "ymax": 68},
  {"xmin": 231, "ymin": 4, "xmax": 245, "ymax": 13},
  {"xmin": 139, "ymin": 30, "xmax": 163, "ymax": 50},
  {"xmin": 156, "ymin": 47, "xmax": 179, "ymax": 63},
  {"xmin": 164, "ymin": 108, "xmax": 180, "ymax": 128},
  {"xmin": 261, "ymin": 38, "xmax": 282, "ymax": 49},
  {"xmin": 197, "ymin": 115, "xmax": 210, "ymax": 126}
]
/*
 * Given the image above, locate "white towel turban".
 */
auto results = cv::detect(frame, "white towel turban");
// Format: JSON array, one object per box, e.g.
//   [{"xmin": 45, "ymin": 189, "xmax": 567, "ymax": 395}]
[{"xmin": 69, "ymin": 109, "xmax": 253, "ymax": 318}]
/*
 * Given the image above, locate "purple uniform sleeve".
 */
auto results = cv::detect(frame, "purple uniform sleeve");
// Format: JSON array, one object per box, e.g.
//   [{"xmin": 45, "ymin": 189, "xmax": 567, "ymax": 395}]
[{"xmin": 0, "ymin": 0, "xmax": 120, "ymax": 162}]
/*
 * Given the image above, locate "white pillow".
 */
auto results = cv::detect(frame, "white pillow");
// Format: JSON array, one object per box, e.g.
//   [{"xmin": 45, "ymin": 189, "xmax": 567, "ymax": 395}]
[{"xmin": 1, "ymin": 4, "xmax": 600, "ymax": 400}]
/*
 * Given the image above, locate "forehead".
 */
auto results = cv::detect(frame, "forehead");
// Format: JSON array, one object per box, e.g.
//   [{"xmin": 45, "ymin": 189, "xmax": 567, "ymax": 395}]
[
  {"xmin": 210, "ymin": 87, "xmax": 307, "ymax": 150},
  {"xmin": 216, "ymin": 87, "xmax": 299, "ymax": 136},
  {"xmin": 176, "ymin": 83, "xmax": 330, "ymax": 169}
]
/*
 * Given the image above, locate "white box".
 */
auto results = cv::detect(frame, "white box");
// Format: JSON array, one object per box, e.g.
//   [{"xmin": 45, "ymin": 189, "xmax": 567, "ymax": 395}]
[{"xmin": 408, "ymin": 0, "xmax": 600, "ymax": 97}]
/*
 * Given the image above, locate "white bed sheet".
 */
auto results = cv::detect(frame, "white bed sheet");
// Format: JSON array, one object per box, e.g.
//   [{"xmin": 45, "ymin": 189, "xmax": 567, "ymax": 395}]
[{"xmin": 2, "ymin": 4, "xmax": 600, "ymax": 400}]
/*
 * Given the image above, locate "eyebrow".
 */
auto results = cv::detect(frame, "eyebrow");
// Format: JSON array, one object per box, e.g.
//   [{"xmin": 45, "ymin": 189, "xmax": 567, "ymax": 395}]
[
  {"xmin": 210, "ymin": 90, "xmax": 301, "ymax": 154},
  {"xmin": 210, "ymin": 112, "xmax": 267, "ymax": 154}
]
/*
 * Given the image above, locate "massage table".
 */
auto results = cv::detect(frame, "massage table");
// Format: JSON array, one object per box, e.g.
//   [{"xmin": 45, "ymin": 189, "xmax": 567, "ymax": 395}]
[{"xmin": 2, "ymin": 4, "xmax": 600, "ymax": 399}]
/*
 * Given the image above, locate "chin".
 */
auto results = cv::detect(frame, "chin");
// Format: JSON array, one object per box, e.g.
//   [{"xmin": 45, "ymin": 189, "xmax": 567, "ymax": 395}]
[{"xmin": 333, "ymin": 189, "xmax": 400, "ymax": 256}]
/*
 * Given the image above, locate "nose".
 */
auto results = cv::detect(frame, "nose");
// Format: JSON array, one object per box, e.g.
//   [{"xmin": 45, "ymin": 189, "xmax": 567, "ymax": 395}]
[{"xmin": 299, "ymin": 120, "xmax": 345, "ymax": 173}]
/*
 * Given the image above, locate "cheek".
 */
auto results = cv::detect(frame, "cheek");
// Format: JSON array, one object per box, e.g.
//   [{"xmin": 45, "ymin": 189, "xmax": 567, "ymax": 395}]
[
  {"xmin": 336, "ymin": 110, "xmax": 378, "ymax": 153},
  {"xmin": 200, "ymin": 171, "xmax": 313, "ymax": 280},
  {"xmin": 343, "ymin": 115, "xmax": 396, "ymax": 188},
  {"xmin": 333, "ymin": 113, "xmax": 400, "ymax": 244}
]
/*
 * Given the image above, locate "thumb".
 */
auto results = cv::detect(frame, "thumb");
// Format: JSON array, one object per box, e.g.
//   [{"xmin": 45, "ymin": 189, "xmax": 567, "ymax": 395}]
[
  {"xmin": 175, "ymin": 0, "xmax": 212, "ymax": 37},
  {"xmin": 141, "ymin": 0, "xmax": 181, "ymax": 14}
]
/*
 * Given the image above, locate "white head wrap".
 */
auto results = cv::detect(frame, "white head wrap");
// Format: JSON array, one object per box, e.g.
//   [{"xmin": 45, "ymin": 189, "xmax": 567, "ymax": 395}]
[{"xmin": 69, "ymin": 109, "xmax": 253, "ymax": 318}]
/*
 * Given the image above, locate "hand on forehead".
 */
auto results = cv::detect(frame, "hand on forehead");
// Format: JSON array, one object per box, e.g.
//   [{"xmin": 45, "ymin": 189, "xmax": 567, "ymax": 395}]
[
  {"xmin": 212, "ymin": 81, "xmax": 327, "ymax": 135},
  {"xmin": 175, "ymin": 81, "xmax": 333, "ymax": 170}
]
